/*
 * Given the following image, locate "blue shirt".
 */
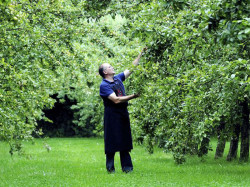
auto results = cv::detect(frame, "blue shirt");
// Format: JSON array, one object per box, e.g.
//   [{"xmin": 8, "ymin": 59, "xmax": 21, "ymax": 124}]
[{"xmin": 100, "ymin": 72, "xmax": 127, "ymax": 107}]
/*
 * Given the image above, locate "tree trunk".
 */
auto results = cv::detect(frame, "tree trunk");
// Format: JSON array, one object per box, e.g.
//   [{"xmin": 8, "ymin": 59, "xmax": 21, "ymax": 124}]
[
  {"xmin": 240, "ymin": 98, "xmax": 249, "ymax": 162},
  {"xmin": 227, "ymin": 123, "xmax": 240, "ymax": 161},
  {"xmin": 215, "ymin": 120, "xmax": 226, "ymax": 159},
  {"xmin": 198, "ymin": 137, "xmax": 210, "ymax": 157}
]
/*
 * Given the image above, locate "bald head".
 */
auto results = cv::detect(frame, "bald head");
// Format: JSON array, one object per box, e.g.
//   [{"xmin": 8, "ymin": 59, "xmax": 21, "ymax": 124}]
[{"xmin": 99, "ymin": 63, "xmax": 115, "ymax": 78}]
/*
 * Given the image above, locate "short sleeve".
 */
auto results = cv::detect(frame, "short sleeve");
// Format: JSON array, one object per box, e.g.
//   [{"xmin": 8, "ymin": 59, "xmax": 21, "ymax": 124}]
[
  {"xmin": 100, "ymin": 83, "xmax": 114, "ymax": 97},
  {"xmin": 115, "ymin": 72, "xmax": 125, "ymax": 82}
]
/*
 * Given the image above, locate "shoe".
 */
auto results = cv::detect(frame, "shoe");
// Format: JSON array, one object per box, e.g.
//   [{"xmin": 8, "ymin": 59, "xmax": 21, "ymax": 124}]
[
  {"xmin": 122, "ymin": 167, "xmax": 133, "ymax": 173},
  {"xmin": 107, "ymin": 168, "xmax": 115, "ymax": 174}
]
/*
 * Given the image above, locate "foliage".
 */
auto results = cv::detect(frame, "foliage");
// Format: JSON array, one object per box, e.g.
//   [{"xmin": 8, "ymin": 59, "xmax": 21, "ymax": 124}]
[
  {"xmin": 0, "ymin": 0, "xmax": 141, "ymax": 152},
  {"xmin": 1, "ymin": 0, "xmax": 249, "ymax": 163},
  {"xmin": 0, "ymin": 0, "xmax": 84, "ymax": 149},
  {"xmin": 89, "ymin": 0, "xmax": 249, "ymax": 163},
  {"xmin": 115, "ymin": 0, "xmax": 250, "ymax": 163}
]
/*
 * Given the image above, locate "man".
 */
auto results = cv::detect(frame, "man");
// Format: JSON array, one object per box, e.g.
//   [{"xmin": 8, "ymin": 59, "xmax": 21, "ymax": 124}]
[{"xmin": 99, "ymin": 47, "xmax": 146, "ymax": 173}]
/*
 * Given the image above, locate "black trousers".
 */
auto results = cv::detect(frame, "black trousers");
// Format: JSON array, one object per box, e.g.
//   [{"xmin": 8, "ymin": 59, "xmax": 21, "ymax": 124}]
[{"xmin": 106, "ymin": 151, "xmax": 133, "ymax": 171}]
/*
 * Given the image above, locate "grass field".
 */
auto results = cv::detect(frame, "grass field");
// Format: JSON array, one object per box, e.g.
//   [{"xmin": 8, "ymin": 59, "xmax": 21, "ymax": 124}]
[{"xmin": 0, "ymin": 138, "xmax": 250, "ymax": 187}]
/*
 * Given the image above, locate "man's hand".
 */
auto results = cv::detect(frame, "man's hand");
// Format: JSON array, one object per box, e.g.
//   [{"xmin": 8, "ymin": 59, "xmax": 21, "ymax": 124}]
[
  {"xmin": 141, "ymin": 47, "xmax": 147, "ymax": 54},
  {"xmin": 133, "ymin": 93, "xmax": 140, "ymax": 98},
  {"xmin": 108, "ymin": 92, "xmax": 140, "ymax": 104}
]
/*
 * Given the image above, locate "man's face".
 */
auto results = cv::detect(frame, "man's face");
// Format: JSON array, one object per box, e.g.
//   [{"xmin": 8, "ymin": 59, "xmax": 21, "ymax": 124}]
[{"xmin": 103, "ymin": 63, "xmax": 115, "ymax": 76}]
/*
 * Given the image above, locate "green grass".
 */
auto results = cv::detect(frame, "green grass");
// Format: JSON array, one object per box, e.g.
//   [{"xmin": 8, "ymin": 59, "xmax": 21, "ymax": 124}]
[{"xmin": 1, "ymin": 138, "xmax": 250, "ymax": 187}]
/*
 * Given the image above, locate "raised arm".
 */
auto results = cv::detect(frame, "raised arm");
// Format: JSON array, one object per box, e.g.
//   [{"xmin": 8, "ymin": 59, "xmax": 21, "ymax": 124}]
[
  {"xmin": 124, "ymin": 47, "xmax": 147, "ymax": 79},
  {"xmin": 108, "ymin": 92, "xmax": 139, "ymax": 104}
]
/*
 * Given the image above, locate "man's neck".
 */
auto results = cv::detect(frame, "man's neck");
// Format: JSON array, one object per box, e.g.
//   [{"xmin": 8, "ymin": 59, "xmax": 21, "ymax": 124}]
[{"xmin": 105, "ymin": 75, "xmax": 114, "ymax": 82}]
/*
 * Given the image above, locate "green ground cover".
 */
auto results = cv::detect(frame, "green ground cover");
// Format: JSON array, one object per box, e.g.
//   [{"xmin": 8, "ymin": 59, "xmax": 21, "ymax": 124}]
[{"xmin": 0, "ymin": 138, "xmax": 250, "ymax": 187}]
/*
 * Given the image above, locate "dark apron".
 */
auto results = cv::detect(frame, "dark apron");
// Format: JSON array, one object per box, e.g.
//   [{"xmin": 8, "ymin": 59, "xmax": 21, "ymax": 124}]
[
  {"xmin": 104, "ymin": 105, "xmax": 133, "ymax": 154},
  {"xmin": 102, "ymin": 79, "xmax": 133, "ymax": 154}
]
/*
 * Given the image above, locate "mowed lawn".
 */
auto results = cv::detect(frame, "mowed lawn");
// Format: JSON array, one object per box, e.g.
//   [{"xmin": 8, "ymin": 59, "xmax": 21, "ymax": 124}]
[{"xmin": 1, "ymin": 138, "xmax": 250, "ymax": 187}]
